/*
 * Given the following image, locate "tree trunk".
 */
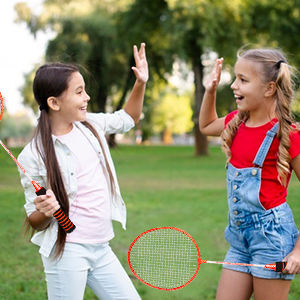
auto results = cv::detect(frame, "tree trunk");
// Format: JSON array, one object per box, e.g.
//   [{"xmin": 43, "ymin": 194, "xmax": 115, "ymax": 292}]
[
  {"xmin": 96, "ymin": 86, "xmax": 107, "ymax": 113},
  {"xmin": 191, "ymin": 42, "xmax": 208, "ymax": 156},
  {"xmin": 162, "ymin": 127, "xmax": 173, "ymax": 144}
]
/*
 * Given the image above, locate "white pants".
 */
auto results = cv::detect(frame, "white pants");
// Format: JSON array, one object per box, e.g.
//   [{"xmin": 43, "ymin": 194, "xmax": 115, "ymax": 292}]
[{"xmin": 41, "ymin": 242, "xmax": 141, "ymax": 300}]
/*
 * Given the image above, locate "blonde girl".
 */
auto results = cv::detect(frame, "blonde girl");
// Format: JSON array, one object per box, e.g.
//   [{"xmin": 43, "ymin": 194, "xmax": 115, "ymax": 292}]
[{"xmin": 200, "ymin": 48, "xmax": 300, "ymax": 300}]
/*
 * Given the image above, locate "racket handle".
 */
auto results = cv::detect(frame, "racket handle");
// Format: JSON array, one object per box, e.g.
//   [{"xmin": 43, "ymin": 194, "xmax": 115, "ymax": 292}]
[
  {"xmin": 35, "ymin": 187, "xmax": 76, "ymax": 233},
  {"xmin": 276, "ymin": 262, "xmax": 287, "ymax": 272}
]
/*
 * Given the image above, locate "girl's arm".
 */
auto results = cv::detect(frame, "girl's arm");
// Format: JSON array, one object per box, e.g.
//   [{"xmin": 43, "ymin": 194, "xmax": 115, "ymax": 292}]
[
  {"xmin": 29, "ymin": 211, "xmax": 53, "ymax": 231},
  {"xmin": 282, "ymin": 154, "xmax": 300, "ymax": 274},
  {"xmin": 124, "ymin": 43, "xmax": 148, "ymax": 125},
  {"xmin": 199, "ymin": 58, "xmax": 225, "ymax": 136}
]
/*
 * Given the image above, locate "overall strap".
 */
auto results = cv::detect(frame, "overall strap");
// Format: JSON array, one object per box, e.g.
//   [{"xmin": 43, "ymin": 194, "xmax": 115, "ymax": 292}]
[{"xmin": 252, "ymin": 122, "xmax": 279, "ymax": 167}]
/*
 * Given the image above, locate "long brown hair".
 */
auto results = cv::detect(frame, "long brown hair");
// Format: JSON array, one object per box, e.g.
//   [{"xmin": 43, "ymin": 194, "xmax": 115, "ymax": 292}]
[
  {"xmin": 28, "ymin": 63, "xmax": 115, "ymax": 258},
  {"xmin": 221, "ymin": 48, "xmax": 298, "ymax": 186}
]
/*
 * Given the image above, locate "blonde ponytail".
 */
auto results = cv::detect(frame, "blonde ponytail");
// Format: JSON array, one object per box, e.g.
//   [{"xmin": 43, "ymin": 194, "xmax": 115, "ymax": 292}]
[{"xmin": 275, "ymin": 62, "xmax": 297, "ymax": 186}]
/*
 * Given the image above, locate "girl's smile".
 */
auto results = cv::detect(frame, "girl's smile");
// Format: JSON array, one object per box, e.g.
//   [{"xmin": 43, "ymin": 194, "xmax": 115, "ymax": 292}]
[{"xmin": 234, "ymin": 93, "xmax": 244, "ymax": 104}]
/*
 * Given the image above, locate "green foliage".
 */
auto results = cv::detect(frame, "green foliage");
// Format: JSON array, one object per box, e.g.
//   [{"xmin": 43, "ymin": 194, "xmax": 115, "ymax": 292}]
[
  {"xmin": 167, "ymin": 0, "xmax": 244, "ymax": 62},
  {"xmin": 152, "ymin": 86, "xmax": 193, "ymax": 135},
  {"xmin": 46, "ymin": 10, "xmax": 119, "ymax": 112},
  {"xmin": 116, "ymin": 0, "xmax": 174, "ymax": 77},
  {"xmin": 243, "ymin": 0, "xmax": 300, "ymax": 63},
  {"xmin": 15, "ymin": 0, "xmax": 300, "ymax": 141},
  {"xmin": 20, "ymin": 67, "xmax": 38, "ymax": 114}
]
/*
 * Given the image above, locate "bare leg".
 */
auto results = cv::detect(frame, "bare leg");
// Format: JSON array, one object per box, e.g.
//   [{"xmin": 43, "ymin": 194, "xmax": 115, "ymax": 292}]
[
  {"xmin": 215, "ymin": 269, "xmax": 253, "ymax": 300},
  {"xmin": 253, "ymin": 277, "xmax": 291, "ymax": 300}
]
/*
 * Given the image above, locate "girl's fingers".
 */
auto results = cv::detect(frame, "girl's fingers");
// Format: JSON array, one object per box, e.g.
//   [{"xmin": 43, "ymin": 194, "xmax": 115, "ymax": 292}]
[
  {"xmin": 213, "ymin": 58, "xmax": 220, "ymax": 72},
  {"xmin": 216, "ymin": 63, "xmax": 223, "ymax": 81},
  {"xmin": 212, "ymin": 58, "xmax": 223, "ymax": 79},
  {"xmin": 139, "ymin": 43, "xmax": 146, "ymax": 59},
  {"xmin": 282, "ymin": 254, "xmax": 300, "ymax": 274},
  {"xmin": 133, "ymin": 43, "xmax": 146, "ymax": 64},
  {"xmin": 133, "ymin": 45, "xmax": 139, "ymax": 63},
  {"xmin": 131, "ymin": 67, "xmax": 139, "ymax": 78},
  {"xmin": 132, "ymin": 43, "xmax": 148, "ymax": 83}
]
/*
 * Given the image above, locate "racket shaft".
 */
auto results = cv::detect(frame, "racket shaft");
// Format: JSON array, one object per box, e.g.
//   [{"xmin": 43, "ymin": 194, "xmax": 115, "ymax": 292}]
[
  {"xmin": 204, "ymin": 260, "xmax": 286, "ymax": 272},
  {"xmin": 36, "ymin": 187, "xmax": 76, "ymax": 233},
  {"xmin": 0, "ymin": 140, "xmax": 32, "ymax": 179},
  {"xmin": 205, "ymin": 260, "xmax": 265, "ymax": 268}
]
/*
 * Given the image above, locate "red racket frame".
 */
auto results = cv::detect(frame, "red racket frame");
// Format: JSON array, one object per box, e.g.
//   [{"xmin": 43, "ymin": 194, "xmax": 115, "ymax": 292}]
[
  {"xmin": 128, "ymin": 227, "xmax": 201, "ymax": 291},
  {"xmin": 0, "ymin": 92, "xmax": 3, "ymax": 121}
]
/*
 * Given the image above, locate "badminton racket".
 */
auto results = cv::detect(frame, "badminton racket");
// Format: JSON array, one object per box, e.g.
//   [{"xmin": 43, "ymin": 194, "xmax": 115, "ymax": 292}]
[
  {"xmin": 0, "ymin": 140, "xmax": 76, "ymax": 233},
  {"xmin": 128, "ymin": 227, "xmax": 287, "ymax": 291}
]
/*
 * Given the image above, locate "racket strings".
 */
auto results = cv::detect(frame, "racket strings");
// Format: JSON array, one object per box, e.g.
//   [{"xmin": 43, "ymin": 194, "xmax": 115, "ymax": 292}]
[{"xmin": 129, "ymin": 229, "xmax": 199, "ymax": 290}]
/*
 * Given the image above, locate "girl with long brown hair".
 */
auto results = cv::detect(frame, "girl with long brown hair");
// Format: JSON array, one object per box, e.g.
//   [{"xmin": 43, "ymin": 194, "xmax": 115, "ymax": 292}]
[
  {"xmin": 18, "ymin": 43, "xmax": 148, "ymax": 300},
  {"xmin": 200, "ymin": 47, "xmax": 300, "ymax": 300}
]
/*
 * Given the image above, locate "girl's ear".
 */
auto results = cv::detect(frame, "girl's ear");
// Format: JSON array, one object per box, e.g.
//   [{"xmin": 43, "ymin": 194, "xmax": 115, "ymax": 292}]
[
  {"xmin": 264, "ymin": 82, "xmax": 277, "ymax": 98},
  {"xmin": 47, "ymin": 96, "xmax": 60, "ymax": 111}
]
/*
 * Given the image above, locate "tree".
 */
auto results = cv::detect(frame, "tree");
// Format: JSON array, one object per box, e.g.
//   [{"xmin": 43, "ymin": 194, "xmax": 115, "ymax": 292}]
[
  {"xmin": 15, "ymin": 0, "xmax": 176, "ymax": 146},
  {"xmin": 46, "ymin": 11, "xmax": 119, "ymax": 112},
  {"xmin": 20, "ymin": 67, "xmax": 38, "ymax": 113},
  {"xmin": 16, "ymin": 0, "xmax": 300, "ymax": 151},
  {"xmin": 152, "ymin": 86, "xmax": 193, "ymax": 144},
  {"xmin": 243, "ymin": 0, "xmax": 300, "ymax": 65},
  {"xmin": 110, "ymin": 0, "xmax": 174, "ymax": 143},
  {"xmin": 15, "ymin": 1, "xmax": 130, "ymax": 113},
  {"xmin": 165, "ymin": 0, "xmax": 244, "ymax": 155}
]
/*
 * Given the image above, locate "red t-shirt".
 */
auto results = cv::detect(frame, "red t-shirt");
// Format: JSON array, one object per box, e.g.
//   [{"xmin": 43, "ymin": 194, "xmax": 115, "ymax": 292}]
[{"xmin": 225, "ymin": 111, "xmax": 300, "ymax": 210}]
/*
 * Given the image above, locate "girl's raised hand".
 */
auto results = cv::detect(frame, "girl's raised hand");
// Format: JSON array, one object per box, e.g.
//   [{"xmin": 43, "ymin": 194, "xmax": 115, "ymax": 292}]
[
  {"xmin": 131, "ymin": 43, "xmax": 149, "ymax": 84},
  {"xmin": 204, "ymin": 58, "xmax": 223, "ymax": 94}
]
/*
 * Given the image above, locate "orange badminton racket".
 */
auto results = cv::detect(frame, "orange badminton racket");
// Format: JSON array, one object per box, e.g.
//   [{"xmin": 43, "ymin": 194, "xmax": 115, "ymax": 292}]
[
  {"xmin": 0, "ymin": 93, "xmax": 75, "ymax": 233},
  {"xmin": 128, "ymin": 227, "xmax": 286, "ymax": 291},
  {"xmin": 0, "ymin": 140, "xmax": 76, "ymax": 233}
]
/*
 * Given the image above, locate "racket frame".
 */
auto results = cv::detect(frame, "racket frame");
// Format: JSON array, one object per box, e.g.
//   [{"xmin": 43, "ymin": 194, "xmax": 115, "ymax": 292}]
[
  {"xmin": 128, "ymin": 226, "xmax": 201, "ymax": 291},
  {"xmin": 0, "ymin": 92, "xmax": 3, "ymax": 121}
]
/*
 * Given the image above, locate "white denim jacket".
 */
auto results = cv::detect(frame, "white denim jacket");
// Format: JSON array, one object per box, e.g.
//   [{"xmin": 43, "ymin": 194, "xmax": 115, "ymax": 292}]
[{"xmin": 18, "ymin": 109, "xmax": 135, "ymax": 257}]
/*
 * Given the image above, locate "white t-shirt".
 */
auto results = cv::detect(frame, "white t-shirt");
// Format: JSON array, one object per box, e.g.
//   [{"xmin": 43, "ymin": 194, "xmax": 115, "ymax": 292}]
[{"xmin": 57, "ymin": 124, "xmax": 114, "ymax": 243}]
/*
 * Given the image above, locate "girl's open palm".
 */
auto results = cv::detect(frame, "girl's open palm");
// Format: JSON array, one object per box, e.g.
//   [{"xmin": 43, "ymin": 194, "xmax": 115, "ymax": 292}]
[
  {"xmin": 132, "ymin": 43, "xmax": 149, "ymax": 84},
  {"xmin": 204, "ymin": 58, "xmax": 223, "ymax": 94}
]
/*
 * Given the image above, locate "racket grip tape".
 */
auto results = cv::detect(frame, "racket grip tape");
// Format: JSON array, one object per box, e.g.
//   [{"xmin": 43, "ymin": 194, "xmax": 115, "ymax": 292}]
[
  {"xmin": 35, "ymin": 187, "xmax": 76, "ymax": 233},
  {"xmin": 276, "ymin": 262, "xmax": 287, "ymax": 272}
]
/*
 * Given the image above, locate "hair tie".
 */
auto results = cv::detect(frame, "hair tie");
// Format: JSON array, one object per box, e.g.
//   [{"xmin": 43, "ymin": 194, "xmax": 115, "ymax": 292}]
[
  {"xmin": 276, "ymin": 60, "xmax": 285, "ymax": 68},
  {"xmin": 39, "ymin": 105, "xmax": 46, "ymax": 111}
]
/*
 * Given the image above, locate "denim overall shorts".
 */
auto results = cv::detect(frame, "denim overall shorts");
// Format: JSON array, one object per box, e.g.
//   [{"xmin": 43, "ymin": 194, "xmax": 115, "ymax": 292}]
[{"xmin": 224, "ymin": 122, "xmax": 299, "ymax": 279}]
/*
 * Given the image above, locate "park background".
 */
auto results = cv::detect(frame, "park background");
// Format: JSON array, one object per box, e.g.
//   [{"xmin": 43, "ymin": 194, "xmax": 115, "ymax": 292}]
[{"xmin": 0, "ymin": 0, "xmax": 300, "ymax": 299}]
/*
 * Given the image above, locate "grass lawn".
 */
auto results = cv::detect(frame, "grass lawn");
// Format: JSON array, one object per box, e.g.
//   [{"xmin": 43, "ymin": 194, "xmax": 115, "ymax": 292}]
[{"xmin": 0, "ymin": 145, "xmax": 299, "ymax": 299}]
